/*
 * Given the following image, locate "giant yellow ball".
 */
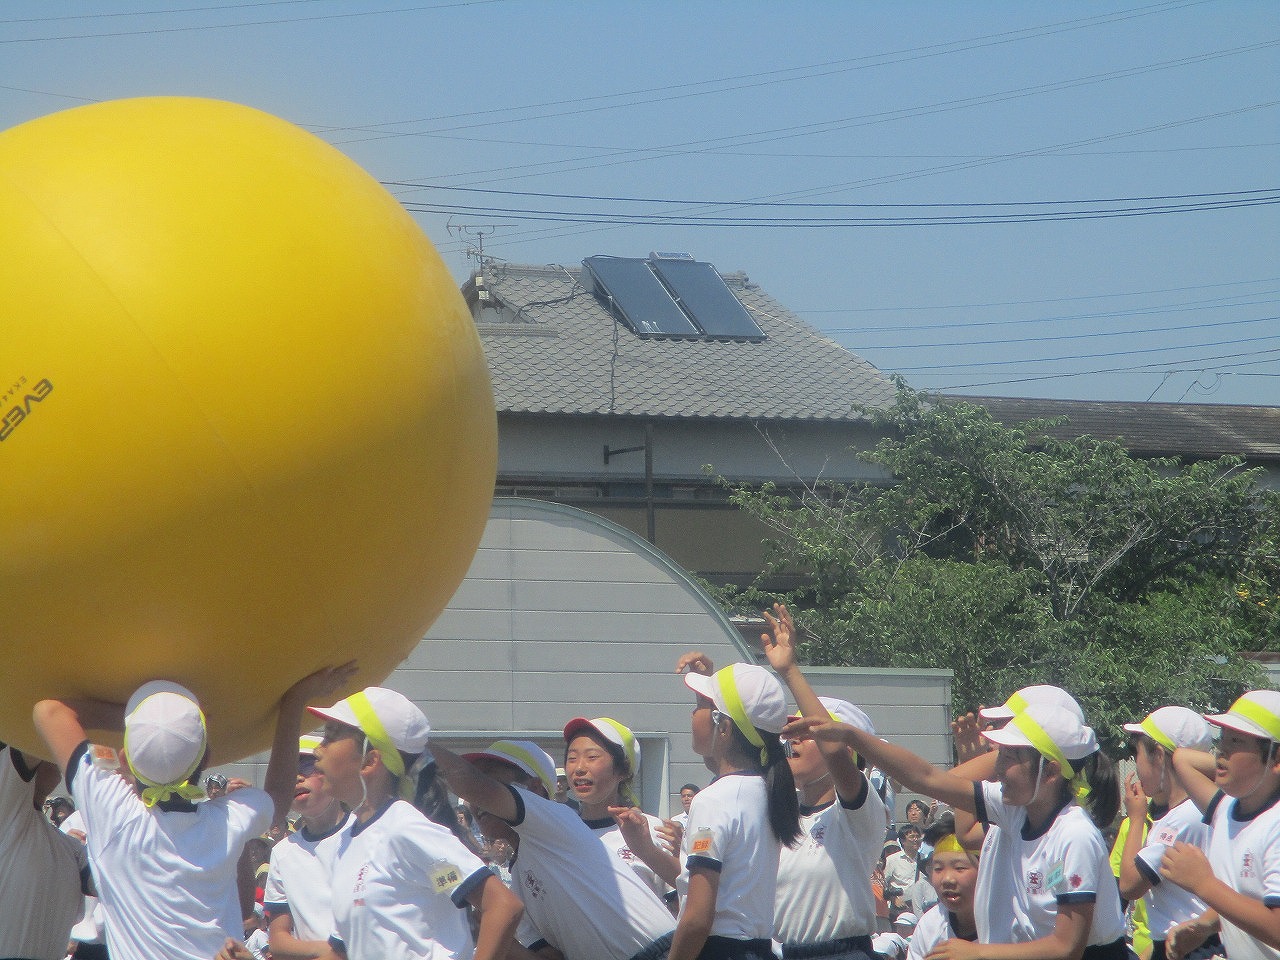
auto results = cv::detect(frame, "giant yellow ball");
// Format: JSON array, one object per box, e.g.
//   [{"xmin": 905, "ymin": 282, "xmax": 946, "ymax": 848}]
[{"xmin": 0, "ymin": 98, "xmax": 496, "ymax": 760}]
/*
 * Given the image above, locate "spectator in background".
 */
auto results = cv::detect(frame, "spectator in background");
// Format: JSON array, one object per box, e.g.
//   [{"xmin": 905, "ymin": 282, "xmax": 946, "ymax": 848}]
[
  {"xmin": 672, "ymin": 783, "xmax": 699, "ymax": 830},
  {"xmin": 883, "ymin": 825, "xmax": 924, "ymax": 921}
]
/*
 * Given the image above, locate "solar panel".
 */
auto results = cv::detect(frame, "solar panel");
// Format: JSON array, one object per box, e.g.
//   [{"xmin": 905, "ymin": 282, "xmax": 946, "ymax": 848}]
[
  {"xmin": 582, "ymin": 256, "xmax": 700, "ymax": 337},
  {"xmin": 648, "ymin": 257, "xmax": 766, "ymax": 340}
]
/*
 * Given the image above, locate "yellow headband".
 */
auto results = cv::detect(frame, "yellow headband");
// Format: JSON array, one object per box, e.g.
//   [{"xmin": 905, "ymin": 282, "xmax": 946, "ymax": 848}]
[
  {"xmin": 1230, "ymin": 698, "xmax": 1280, "ymax": 743},
  {"xmin": 933, "ymin": 833, "xmax": 981, "ymax": 858},
  {"xmin": 1010, "ymin": 711, "xmax": 1091, "ymax": 803},
  {"xmin": 1139, "ymin": 716, "xmax": 1177, "ymax": 754},
  {"xmin": 349, "ymin": 690, "xmax": 404, "ymax": 777},
  {"xmin": 595, "ymin": 718, "xmax": 641, "ymax": 806},
  {"xmin": 124, "ymin": 701, "xmax": 209, "ymax": 808},
  {"xmin": 717, "ymin": 669, "xmax": 768, "ymax": 766}
]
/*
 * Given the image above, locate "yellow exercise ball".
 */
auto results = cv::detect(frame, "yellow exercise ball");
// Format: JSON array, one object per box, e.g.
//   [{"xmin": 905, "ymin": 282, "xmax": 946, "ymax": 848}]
[{"xmin": 0, "ymin": 97, "xmax": 496, "ymax": 761}]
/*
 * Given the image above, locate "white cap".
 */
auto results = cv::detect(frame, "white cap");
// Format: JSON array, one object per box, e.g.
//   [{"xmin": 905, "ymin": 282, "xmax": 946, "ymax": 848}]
[
  {"xmin": 1206, "ymin": 690, "xmax": 1280, "ymax": 743},
  {"xmin": 123, "ymin": 680, "xmax": 207, "ymax": 788},
  {"xmin": 980, "ymin": 684, "xmax": 1084, "ymax": 723},
  {"xmin": 563, "ymin": 717, "xmax": 642, "ymax": 775},
  {"xmin": 1122, "ymin": 706, "xmax": 1214, "ymax": 753},
  {"xmin": 983, "ymin": 702, "xmax": 1098, "ymax": 764},
  {"xmin": 684, "ymin": 663, "xmax": 788, "ymax": 735},
  {"xmin": 818, "ymin": 696, "xmax": 876, "ymax": 736},
  {"xmin": 462, "ymin": 740, "xmax": 557, "ymax": 797},
  {"xmin": 298, "ymin": 733, "xmax": 324, "ymax": 756},
  {"xmin": 894, "ymin": 912, "xmax": 918, "ymax": 927},
  {"xmin": 308, "ymin": 687, "xmax": 431, "ymax": 756}
]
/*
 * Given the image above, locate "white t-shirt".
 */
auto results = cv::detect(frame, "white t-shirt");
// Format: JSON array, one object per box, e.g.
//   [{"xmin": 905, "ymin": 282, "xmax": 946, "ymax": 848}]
[
  {"xmin": 60, "ymin": 810, "xmax": 107, "ymax": 947},
  {"xmin": 774, "ymin": 775, "xmax": 885, "ymax": 944},
  {"xmin": 907, "ymin": 904, "xmax": 974, "ymax": 960},
  {"xmin": 1132, "ymin": 798, "xmax": 1211, "ymax": 941},
  {"xmin": 584, "ymin": 810, "xmax": 673, "ymax": 903},
  {"xmin": 678, "ymin": 771, "xmax": 779, "ymax": 942},
  {"xmin": 883, "ymin": 850, "xmax": 922, "ymax": 899},
  {"xmin": 972, "ymin": 819, "xmax": 1019, "ymax": 944},
  {"xmin": 321, "ymin": 799, "xmax": 489, "ymax": 960},
  {"xmin": 975, "ymin": 780, "xmax": 1126, "ymax": 947},
  {"xmin": 502, "ymin": 784, "xmax": 676, "ymax": 960},
  {"xmin": 1202, "ymin": 788, "xmax": 1280, "ymax": 960},
  {"xmin": 68, "ymin": 741, "xmax": 273, "ymax": 960},
  {"xmin": 0, "ymin": 744, "xmax": 88, "ymax": 960},
  {"xmin": 263, "ymin": 813, "xmax": 351, "ymax": 941}
]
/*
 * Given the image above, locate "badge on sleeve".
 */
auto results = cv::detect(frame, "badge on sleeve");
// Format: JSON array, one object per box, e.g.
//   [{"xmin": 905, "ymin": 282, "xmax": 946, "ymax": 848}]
[
  {"xmin": 690, "ymin": 826, "xmax": 717, "ymax": 859},
  {"xmin": 90, "ymin": 745, "xmax": 121, "ymax": 771},
  {"xmin": 430, "ymin": 860, "xmax": 464, "ymax": 894}
]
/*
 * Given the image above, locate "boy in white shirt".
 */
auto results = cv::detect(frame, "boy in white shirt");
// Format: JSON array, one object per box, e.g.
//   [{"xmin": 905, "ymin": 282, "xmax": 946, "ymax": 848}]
[
  {"xmin": 33, "ymin": 664, "xmax": 353, "ymax": 960},
  {"xmin": 1163, "ymin": 690, "xmax": 1280, "ymax": 960}
]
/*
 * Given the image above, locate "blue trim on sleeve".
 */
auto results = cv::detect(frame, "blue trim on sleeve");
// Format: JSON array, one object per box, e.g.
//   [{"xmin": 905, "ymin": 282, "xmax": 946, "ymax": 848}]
[
  {"xmin": 328, "ymin": 935, "xmax": 346, "ymax": 954},
  {"xmin": 686, "ymin": 854, "xmax": 723, "ymax": 873},
  {"xmin": 451, "ymin": 866, "xmax": 492, "ymax": 907},
  {"xmin": 1135, "ymin": 857, "xmax": 1161, "ymax": 887},
  {"xmin": 1264, "ymin": 895, "xmax": 1280, "ymax": 907},
  {"xmin": 501, "ymin": 782, "xmax": 527, "ymax": 827},
  {"xmin": 264, "ymin": 900, "xmax": 292, "ymax": 915},
  {"xmin": 839, "ymin": 773, "xmax": 871, "ymax": 810},
  {"xmin": 528, "ymin": 939, "xmax": 550, "ymax": 952},
  {"xmin": 1203, "ymin": 790, "xmax": 1224, "ymax": 825},
  {"xmin": 1057, "ymin": 892, "xmax": 1097, "ymax": 904},
  {"xmin": 973, "ymin": 781, "xmax": 989, "ymax": 826},
  {"xmin": 65, "ymin": 740, "xmax": 91, "ymax": 790}
]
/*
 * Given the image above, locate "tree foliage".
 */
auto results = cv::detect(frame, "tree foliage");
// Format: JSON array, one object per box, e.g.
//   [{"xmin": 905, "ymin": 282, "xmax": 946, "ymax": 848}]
[{"xmin": 715, "ymin": 381, "xmax": 1276, "ymax": 750}]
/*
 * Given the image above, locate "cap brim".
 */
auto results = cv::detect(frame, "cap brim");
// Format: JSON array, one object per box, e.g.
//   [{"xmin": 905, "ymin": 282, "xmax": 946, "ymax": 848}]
[
  {"xmin": 1206, "ymin": 713, "xmax": 1276, "ymax": 741},
  {"xmin": 979, "ymin": 705, "xmax": 1014, "ymax": 721},
  {"xmin": 461, "ymin": 750, "xmax": 526, "ymax": 775},
  {"xmin": 982, "ymin": 724, "xmax": 1032, "ymax": 749},
  {"xmin": 306, "ymin": 702, "xmax": 360, "ymax": 730},
  {"xmin": 683, "ymin": 672, "xmax": 717, "ymax": 703},
  {"xmin": 1121, "ymin": 722, "xmax": 1146, "ymax": 736},
  {"xmin": 562, "ymin": 717, "xmax": 596, "ymax": 743}
]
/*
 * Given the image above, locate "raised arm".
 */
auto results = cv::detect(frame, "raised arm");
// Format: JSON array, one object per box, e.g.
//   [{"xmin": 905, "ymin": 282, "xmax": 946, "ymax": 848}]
[
  {"xmin": 1116, "ymin": 774, "xmax": 1153, "ymax": 901},
  {"xmin": 781, "ymin": 715, "xmax": 979, "ymax": 815},
  {"xmin": 32, "ymin": 698, "xmax": 126, "ymax": 773},
  {"xmin": 263, "ymin": 662, "xmax": 358, "ymax": 827},
  {"xmin": 431, "ymin": 743, "xmax": 521, "ymax": 823},
  {"xmin": 762, "ymin": 603, "xmax": 865, "ymax": 801},
  {"xmin": 1170, "ymin": 748, "xmax": 1217, "ymax": 813}
]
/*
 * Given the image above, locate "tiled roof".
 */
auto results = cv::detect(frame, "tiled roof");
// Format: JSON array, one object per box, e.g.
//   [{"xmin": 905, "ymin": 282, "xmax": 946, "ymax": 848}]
[
  {"xmin": 956, "ymin": 394, "xmax": 1280, "ymax": 461},
  {"xmin": 468, "ymin": 262, "xmax": 896, "ymax": 421}
]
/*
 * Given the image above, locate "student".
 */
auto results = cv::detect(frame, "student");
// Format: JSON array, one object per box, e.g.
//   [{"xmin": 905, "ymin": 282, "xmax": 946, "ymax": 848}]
[
  {"xmin": 308, "ymin": 687, "xmax": 524, "ymax": 960},
  {"xmin": 32, "ymin": 665, "xmax": 353, "ymax": 960},
  {"xmin": 562, "ymin": 715, "xmax": 674, "ymax": 905},
  {"xmin": 673, "ymin": 784, "xmax": 700, "ymax": 831},
  {"xmin": 785, "ymin": 700, "xmax": 1127, "ymax": 960},
  {"xmin": 668, "ymin": 659, "xmax": 801, "ymax": 960},
  {"xmin": 0, "ymin": 741, "xmax": 89, "ymax": 960},
  {"xmin": 760, "ymin": 603, "xmax": 885, "ymax": 960},
  {"xmin": 431, "ymin": 737, "xmax": 677, "ymax": 960},
  {"xmin": 262, "ymin": 733, "xmax": 351, "ymax": 959},
  {"xmin": 1115, "ymin": 706, "xmax": 1219, "ymax": 960},
  {"xmin": 907, "ymin": 816, "xmax": 979, "ymax": 959},
  {"xmin": 1161, "ymin": 689, "xmax": 1280, "ymax": 959}
]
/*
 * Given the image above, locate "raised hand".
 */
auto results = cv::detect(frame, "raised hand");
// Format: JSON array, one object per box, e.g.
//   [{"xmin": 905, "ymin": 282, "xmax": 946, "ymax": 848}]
[
  {"xmin": 950, "ymin": 711, "xmax": 988, "ymax": 764},
  {"xmin": 760, "ymin": 602, "xmax": 798, "ymax": 673},
  {"xmin": 675, "ymin": 652, "xmax": 715, "ymax": 676}
]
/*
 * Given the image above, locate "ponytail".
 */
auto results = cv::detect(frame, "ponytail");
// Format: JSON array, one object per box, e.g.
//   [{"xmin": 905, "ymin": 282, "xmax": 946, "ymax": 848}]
[
  {"xmin": 1066, "ymin": 749, "xmax": 1120, "ymax": 830},
  {"xmin": 762, "ymin": 733, "xmax": 802, "ymax": 847},
  {"xmin": 724, "ymin": 720, "xmax": 801, "ymax": 847}
]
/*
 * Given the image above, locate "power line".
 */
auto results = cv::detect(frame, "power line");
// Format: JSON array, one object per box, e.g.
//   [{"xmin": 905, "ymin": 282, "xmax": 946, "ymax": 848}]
[
  {"xmin": 883, "ymin": 331, "xmax": 1280, "ymax": 373},
  {"xmin": 842, "ymin": 311, "xmax": 1280, "ymax": 351},
  {"xmin": 932, "ymin": 347, "xmax": 1280, "ymax": 389},
  {"xmin": 404, "ymin": 192, "xmax": 1280, "ymax": 226}
]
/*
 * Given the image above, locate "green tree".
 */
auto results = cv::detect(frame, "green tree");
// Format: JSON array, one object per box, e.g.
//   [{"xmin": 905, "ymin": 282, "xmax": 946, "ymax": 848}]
[{"xmin": 716, "ymin": 381, "xmax": 1273, "ymax": 747}]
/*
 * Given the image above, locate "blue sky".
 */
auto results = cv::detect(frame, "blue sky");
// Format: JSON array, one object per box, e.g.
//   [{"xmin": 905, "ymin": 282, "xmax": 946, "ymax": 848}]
[{"xmin": 3, "ymin": 0, "xmax": 1277, "ymax": 405}]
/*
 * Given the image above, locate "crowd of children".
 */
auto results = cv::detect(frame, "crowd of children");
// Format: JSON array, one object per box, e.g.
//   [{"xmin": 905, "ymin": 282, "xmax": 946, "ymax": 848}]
[{"xmin": 8, "ymin": 602, "xmax": 1280, "ymax": 960}]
